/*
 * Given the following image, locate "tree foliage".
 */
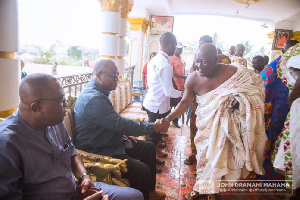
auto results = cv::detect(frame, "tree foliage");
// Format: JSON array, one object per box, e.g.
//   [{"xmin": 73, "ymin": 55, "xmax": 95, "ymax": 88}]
[
  {"xmin": 242, "ymin": 40, "xmax": 253, "ymax": 56},
  {"xmin": 259, "ymin": 46, "xmax": 266, "ymax": 56},
  {"xmin": 39, "ymin": 48, "xmax": 55, "ymax": 64},
  {"xmin": 67, "ymin": 46, "xmax": 83, "ymax": 60},
  {"xmin": 212, "ymin": 32, "xmax": 224, "ymax": 50}
]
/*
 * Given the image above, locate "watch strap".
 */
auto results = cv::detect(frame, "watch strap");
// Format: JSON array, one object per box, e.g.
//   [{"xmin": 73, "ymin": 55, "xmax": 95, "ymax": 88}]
[{"xmin": 78, "ymin": 172, "xmax": 89, "ymax": 183}]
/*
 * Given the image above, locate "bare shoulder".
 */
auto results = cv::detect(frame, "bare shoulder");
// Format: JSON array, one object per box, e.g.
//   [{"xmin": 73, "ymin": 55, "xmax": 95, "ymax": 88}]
[
  {"xmin": 184, "ymin": 71, "xmax": 197, "ymax": 89},
  {"xmin": 222, "ymin": 64, "xmax": 238, "ymax": 77},
  {"xmin": 186, "ymin": 71, "xmax": 202, "ymax": 85}
]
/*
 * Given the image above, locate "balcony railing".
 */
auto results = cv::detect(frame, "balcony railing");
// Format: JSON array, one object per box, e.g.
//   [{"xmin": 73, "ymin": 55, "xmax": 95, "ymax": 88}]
[
  {"xmin": 56, "ymin": 66, "xmax": 134, "ymax": 97},
  {"xmin": 57, "ymin": 73, "xmax": 93, "ymax": 97}
]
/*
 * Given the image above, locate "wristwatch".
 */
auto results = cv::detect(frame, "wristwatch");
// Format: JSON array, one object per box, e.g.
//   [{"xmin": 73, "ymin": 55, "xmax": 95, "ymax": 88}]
[{"xmin": 78, "ymin": 172, "xmax": 89, "ymax": 183}]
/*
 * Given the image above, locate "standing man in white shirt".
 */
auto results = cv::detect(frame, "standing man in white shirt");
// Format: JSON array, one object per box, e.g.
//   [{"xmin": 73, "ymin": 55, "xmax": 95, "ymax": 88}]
[{"xmin": 143, "ymin": 32, "xmax": 183, "ymax": 150}]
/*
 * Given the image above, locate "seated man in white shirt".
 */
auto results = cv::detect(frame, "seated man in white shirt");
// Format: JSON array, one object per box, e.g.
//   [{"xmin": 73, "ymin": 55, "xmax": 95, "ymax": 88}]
[{"xmin": 143, "ymin": 32, "xmax": 183, "ymax": 150}]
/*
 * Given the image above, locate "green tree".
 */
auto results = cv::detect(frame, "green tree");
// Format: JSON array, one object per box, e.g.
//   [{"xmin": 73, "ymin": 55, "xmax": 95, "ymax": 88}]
[
  {"xmin": 83, "ymin": 48, "xmax": 99, "ymax": 61},
  {"xmin": 67, "ymin": 46, "xmax": 83, "ymax": 60},
  {"xmin": 212, "ymin": 32, "xmax": 224, "ymax": 50},
  {"xmin": 259, "ymin": 46, "xmax": 266, "ymax": 56},
  {"xmin": 242, "ymin": 40, "xmax": 253, "ymax": 55},
  {"xmin": 39, "ymin": 49, "xmax": 55, "ymax": 64}
]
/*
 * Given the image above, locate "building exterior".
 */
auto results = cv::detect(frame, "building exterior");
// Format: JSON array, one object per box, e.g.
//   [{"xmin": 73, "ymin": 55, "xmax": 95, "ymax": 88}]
[{"xmin": 0, "ymin": 0, "xmax": 300, "ymax": 118}]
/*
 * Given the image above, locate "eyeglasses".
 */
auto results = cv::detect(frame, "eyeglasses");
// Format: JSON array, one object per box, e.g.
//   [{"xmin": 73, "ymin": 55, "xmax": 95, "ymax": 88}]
[
  {"xmin": 34, "ymin": 98, "xmax": 67, "ymax": 106},
  {"xmin": 100, "ymin": 71, "xmax": 119, "ymax": 78}
]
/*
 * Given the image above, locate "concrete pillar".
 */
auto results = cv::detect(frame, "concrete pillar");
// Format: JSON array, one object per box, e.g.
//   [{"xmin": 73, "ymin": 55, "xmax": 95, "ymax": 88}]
[
  {"xmin": 117, "ymin": 0, "xmax": 133, "ymax": 76},
  {"xmin": 98, "ymin": 0, "xmax": 122, "ymax": 70},
  {"xmin": 147, "ymin": 35, "xmax": 160, "ymax": 61},
  {"xmin": 0, "ymin": 0, "xmax": 19, "ymax": 118},
  {"xmin": 128, "ymin": 18, "xmax": 149, "ymax": 81},
  {"xmin": 98, "ymin": 0, "xmax": 133, "ymax": 77}
]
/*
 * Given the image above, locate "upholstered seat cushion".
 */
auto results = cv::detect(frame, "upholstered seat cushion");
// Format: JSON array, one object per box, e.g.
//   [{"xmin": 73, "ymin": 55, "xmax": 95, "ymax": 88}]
[{"xmin": 120, "ymin": 102, "xmax": 148, "ymax": 122}]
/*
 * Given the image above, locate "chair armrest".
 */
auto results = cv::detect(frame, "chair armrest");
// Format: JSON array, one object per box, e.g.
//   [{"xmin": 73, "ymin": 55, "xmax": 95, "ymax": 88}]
[
  {"xmin": 84, "ymin": 162, "xmax": 122, "ymax": 182},
  {"xmin": 77, "ymin": 149, "xmax": 128, "ymax": 173}
]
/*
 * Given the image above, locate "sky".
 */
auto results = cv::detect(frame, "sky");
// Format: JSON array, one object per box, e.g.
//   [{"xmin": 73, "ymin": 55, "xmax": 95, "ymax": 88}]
[
  {"xmin": 18, "ymin": 0, "xmax": 272, "ymax": 53},
  {"xmin": 173, "ymin": 15, "xmax": 271, "ymax": 53},
  {"xmin": 18, "ymin": 0, "xmax": 101, "ymax": 47}
]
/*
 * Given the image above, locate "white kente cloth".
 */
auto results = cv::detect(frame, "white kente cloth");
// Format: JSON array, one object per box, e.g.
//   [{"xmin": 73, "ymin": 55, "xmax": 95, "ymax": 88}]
[
  {"xmin": 290, "ymin": 98, "xmax": 300, "ymax": 190},
  {"xmin": 193, "ymin": 67, "xmax": 267, "ymax": 194},
  {"xmin": 230, "ymin": 55, "xmax": 248, "ymax": 68}
]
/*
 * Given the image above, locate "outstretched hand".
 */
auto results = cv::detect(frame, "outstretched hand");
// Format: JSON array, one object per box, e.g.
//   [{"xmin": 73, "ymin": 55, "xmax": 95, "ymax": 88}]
[
  {"xmin": 154, "ymin": 118, "xmax": 170, "ymax": 133},
  {"xmin": 123, "ymin": 135, "xmax": 139, "ymax": 143}
]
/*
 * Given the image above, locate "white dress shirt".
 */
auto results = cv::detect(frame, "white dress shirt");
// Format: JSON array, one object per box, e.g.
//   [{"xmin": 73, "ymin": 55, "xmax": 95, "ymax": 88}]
[{"xmin": 143, "ymin": 51, "xmax": 182, "ymax": 114}]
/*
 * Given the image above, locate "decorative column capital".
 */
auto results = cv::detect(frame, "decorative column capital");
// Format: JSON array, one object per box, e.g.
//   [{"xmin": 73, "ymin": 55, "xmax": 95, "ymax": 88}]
[
  {"xmin": 267, "ymin": 31, "xmax": 274, "ymax": 45},
  {"xmin": 291, "ymin": 31, "xmax": 300, "ymax": 42},
  {"xmin": 128, "ymin": 18, "xmax": 150, "ymax": 34},
  {"xmin": 98, "ymin": 0, "xmax": 122, "ymax": 12},
  {"xmin": 121, "ymin": 0, "xmax": 133, "ymax": 19}
]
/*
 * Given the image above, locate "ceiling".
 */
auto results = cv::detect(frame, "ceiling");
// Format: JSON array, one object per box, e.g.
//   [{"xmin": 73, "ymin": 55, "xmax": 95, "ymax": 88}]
[{"xmin": 131, "ymin": 0, "xmax": 300, "ymax": 28}]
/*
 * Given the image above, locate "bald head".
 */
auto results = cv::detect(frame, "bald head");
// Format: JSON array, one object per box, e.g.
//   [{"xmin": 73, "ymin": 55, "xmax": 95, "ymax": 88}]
[
  {"xmin": 194, "ymin": 44, "xmax": 219, "ymax": 77},
  {"xmin": 19, "ymin": 73, "xmax": 67, "ymax": 130},
  {"xmin": 19, "ymin": 73, "xmax": 58, "ymax": 105},
  {"xmin": 93, "ymin": 59, "xmax": 116, "ymax": 75},
  {"xmin": 93, "ymin": 59, "xmax": 119, "ymax": 91},
  {"xmin": 197, "ymin": 43, "xmax": 218, "ymax": 58}
]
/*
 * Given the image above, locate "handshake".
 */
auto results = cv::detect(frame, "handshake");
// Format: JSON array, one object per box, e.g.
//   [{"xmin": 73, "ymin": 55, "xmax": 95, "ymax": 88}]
[{"xmin": 154, "ymin": 118, "xmax": 170, "ymax": 133}]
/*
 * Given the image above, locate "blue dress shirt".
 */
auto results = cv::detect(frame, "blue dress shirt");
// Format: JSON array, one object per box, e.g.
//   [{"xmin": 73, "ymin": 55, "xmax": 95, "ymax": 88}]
[{"xmin": 74, "ymin": 79, "xmax": 155, "ymax": 156}]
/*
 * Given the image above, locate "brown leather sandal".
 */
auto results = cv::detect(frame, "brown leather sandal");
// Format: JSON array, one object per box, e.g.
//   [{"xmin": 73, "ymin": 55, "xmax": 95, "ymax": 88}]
[{"xmin": 184, "ymin": 154, "xmax": 196, "ymax": 165}]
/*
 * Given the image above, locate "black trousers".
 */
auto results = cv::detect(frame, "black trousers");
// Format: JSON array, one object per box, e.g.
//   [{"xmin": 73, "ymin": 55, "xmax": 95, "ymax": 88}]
[
  {"xmin": 171, "ymin": 97, "xmax": 181, "ymax": 125},
  {"xmin": 144, "ymin": 109, "xmax": 171, "ymax": 145},
  {"xmin": 114, "ymin": 140, "xmax": 156, "ymax": 200},
  {"xmin": 172, "ymin": 116, "xmax": 179, "ymax": 125}
]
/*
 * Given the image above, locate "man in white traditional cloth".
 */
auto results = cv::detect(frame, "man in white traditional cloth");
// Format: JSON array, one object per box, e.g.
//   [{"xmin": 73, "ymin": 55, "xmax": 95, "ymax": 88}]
[
  {"xmin": 230, "ymin": 44, "xmax": 248, "ymax": 68},
  {"xmin": 164, "ymin": 43, "xmax": 267, "ymax": 199}
]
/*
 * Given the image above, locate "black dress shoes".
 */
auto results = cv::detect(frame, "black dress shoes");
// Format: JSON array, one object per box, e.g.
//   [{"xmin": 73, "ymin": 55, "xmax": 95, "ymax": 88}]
[
  {"xmin": 156, "ymin": 158, "xmax": 165, "ymax": 165},
  {"xmin": 156, "ymin": 167, "xmax": 162, "ymax": 173},
  {"xmin": 173, "ymin": 122, "xmax": 181, "ymax": 128},
  {"xmin": 157, "ymin": 141, "xmax": 166, "ymax": 148},
  {"xmin": 156, "ymin": 149, "xmax": 168, "ymax": 157}
]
